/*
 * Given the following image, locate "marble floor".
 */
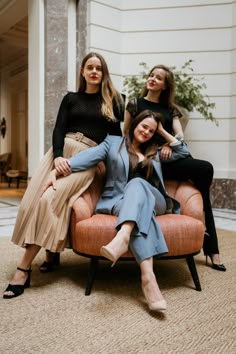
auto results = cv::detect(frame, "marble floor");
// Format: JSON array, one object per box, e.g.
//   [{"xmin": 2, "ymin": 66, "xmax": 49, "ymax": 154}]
[{"xmin": 0, "ymin": 182, "xmax": 236, "ymax": 237}]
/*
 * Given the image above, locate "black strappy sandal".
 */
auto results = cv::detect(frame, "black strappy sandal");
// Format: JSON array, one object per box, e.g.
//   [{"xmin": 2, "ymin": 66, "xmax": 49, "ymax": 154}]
[
  {"xmin": 39, "ymin": 251, "xmax": 60, "ymax": 273},
  {"xmin": 3, "ymin": 267, "xmax": 32, "ymax": 299}
]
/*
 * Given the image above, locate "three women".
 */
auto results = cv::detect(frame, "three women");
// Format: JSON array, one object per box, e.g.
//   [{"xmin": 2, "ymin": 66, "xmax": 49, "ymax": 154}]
[{"xmin": 3, "ymin": 55, "xmax": 224, "ymax": 311}]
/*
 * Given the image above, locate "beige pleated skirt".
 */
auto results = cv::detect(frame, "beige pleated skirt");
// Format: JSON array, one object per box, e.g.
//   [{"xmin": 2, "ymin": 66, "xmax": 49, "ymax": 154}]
[{"xmin": 11, "ymin": 135, "xmax": 97, "ymax": 252}]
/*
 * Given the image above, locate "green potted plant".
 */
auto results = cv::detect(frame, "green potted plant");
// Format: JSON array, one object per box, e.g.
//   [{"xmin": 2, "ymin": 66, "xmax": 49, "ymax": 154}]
[{"xmin": 123, "ymin": 60, "xmax": 218, "ymax": 128}]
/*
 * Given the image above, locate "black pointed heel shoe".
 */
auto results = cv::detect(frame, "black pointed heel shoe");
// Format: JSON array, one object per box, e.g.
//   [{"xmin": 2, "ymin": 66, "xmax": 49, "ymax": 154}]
[
  {"xmin": 3, "ymin": 267, "xmax": 32, "ymax": 299},
  {"xmin": 39, "ymin": 250, "xmax": 60, "ymax": 273},
  {"xmin": 205, "ymin": 255, "xmax": 226, "ymax": 272}
]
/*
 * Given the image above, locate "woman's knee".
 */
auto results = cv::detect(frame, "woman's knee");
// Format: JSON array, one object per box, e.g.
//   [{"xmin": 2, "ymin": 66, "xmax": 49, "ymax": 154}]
[
  {"xmin": 197, "ymin": 160, "xmax": 214, "ymax": 185},
  {"xmin": 125, "ymin": 178, "xmax": 155, "ymax": 205},
  {"xmin": 127, "ymin": 177, "xmax": 149, "ymax": 189},
  {"xmin": 40, "ymin": 187, "xmax": 55, "ymax": 206},
  {"xmin": 183, "ymin": 159, "xmax": 213, "ymax": 186},
  {"xmin": 126, "ymin": 178, "xmax": 153, "ymax": 197},
  {"xmin": 205, "ymin": 161, "xmax": 214, "ymax": 179}
]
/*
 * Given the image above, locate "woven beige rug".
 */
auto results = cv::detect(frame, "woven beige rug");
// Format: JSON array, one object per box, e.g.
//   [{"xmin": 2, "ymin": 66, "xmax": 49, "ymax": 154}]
[{"xmin": 0, "ymin": 229, "xmax": 235, "ymax": 354}]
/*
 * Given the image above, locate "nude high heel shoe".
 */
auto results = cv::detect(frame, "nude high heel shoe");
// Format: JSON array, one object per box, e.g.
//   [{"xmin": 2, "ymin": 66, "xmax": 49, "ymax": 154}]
[
  {"xmin": 148, "ymin": 300, "xmax": 167, "ymax": 312},
  {"xmin": 100, "ymin": 237, "xmax": 128, "ymax": 267},
  {"xmin": 142, "ymin": 276, "xmax": 167, "ymax": 312}
]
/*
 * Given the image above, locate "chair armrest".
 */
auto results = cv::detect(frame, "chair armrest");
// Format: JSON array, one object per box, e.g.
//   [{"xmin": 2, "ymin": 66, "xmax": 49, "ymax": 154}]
[
  {"xmin": 165, "ymin": 180, "xmax": 204, "ymax": 223},
  {"xmin": 71, "ymin": 162, "xmax": 106, "ymax": 223}
]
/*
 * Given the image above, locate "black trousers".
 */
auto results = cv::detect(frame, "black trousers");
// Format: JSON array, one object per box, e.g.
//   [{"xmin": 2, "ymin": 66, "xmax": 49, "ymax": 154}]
[{"xmin": 161, "ymin": 156, "xmax": 219, "ymax": 255}]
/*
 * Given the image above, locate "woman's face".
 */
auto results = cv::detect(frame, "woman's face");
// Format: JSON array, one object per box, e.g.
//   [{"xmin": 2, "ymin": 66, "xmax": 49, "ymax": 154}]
[
  {"xmin": 146, "ymin": 67, "xmax": 166, "ymax": 93},
  {"xmin": 133, "ymin": 117, "xmax": 157, "ymax": 145},
  {"xmin": 81, "ymin": 56, "xmax": 103, "ymax": 88}
]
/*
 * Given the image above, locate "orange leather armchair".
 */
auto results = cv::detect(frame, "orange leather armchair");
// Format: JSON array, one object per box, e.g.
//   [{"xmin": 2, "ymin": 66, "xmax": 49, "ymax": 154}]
[{"xmin": 70, "ymin": 163, "xmax": 205, "ymax": 295}]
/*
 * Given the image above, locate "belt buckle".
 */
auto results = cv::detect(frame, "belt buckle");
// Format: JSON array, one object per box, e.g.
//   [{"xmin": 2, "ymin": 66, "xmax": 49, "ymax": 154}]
[{"xmin": 75, "ymin": 132, "xmax": 83, "ymax": 141}]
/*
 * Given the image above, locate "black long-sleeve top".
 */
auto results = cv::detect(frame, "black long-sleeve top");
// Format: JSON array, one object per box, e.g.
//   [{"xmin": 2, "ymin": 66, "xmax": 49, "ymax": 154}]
[
  {"xmin": 53, "ymin": 91, "xmax": 124, "ymax": 158},
  {"xmin": 126, "ymin": 98, "xmax": 181, "ymax": 146}
]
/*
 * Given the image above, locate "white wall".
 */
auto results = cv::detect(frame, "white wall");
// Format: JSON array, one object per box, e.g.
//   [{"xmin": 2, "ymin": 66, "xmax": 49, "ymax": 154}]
[
  {"xmin": 88, "ymin": 0, "xmax": 236, "ymax": 179},
  {"xmin": 87, "ymin": 0, "xmax": 123, "ymax": 88},
  {"xmin": 230, "ymin": 1, "xmax": 236, "ymax": 178}
]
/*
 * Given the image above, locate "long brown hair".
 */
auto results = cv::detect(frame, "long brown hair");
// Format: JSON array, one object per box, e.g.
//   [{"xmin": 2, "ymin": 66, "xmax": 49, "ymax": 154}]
[
  {"xmin": 141, "ymin": 64, "xmax": 177, "ymax": 109},
  {"xmin": 124, "ymin": 110, "xmax": 163, "ymax": 178},
  {"xmin": 77, "ymin": 52, "xmax": 124, "ymax": 121}
]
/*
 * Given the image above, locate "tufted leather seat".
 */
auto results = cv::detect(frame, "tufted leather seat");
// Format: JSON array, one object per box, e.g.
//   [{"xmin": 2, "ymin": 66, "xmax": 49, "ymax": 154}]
[{"xmin": 70, "ymin": 163, "xmax": 205, "ymax": 295}]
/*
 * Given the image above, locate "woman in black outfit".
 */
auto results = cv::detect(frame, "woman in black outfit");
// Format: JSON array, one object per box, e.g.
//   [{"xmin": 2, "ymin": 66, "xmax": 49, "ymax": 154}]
[{"xmin": 124, "ymin": 64, "xmax": 226, "ymax": 272}]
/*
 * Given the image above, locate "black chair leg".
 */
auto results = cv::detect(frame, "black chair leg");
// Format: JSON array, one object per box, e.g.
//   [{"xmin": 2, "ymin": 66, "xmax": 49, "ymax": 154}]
[
  {"xmin": 186, "ymin": 255, "xmax": 202, "ymax": 291},
  {"xmin": 85, "ymin": 257, "xmax": 99, "ymax": 296}
]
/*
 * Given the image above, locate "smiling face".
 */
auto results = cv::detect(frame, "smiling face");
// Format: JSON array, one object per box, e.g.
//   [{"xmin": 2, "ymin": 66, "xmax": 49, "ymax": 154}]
[
  {"xmin": 81, "ymin": 56, "xmax": 103, "ymax": 90},
  {"xmin": 146, "ymin": 67, "xmax": 167, "ymax": 93},
  {"xmin": 133, "ymin": 117, "xmax": 158, "ymax": 146}
]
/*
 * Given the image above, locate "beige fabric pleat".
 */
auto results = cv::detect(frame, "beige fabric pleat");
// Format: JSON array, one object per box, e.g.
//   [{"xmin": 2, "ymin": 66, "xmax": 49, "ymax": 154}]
[{"xmin": 11, "ymin": 137, "xmax": 96, "ymax": 252}]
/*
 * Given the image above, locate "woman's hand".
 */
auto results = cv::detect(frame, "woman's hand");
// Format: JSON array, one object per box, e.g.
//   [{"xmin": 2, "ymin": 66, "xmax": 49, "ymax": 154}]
[
  {"xmin": 160, "ymin": 145, "xmax": 173, "ymax": 161},
  {"xmin": 41, "ymin": 170, "xmax": 58, "ymax": 195},
  {"xmin": 41, "ymin": 165, "xmax": 71, "ymax": 196},
  {"xmin": 54, "ymin": 157, "xmax": 71, "ymax": 176}
]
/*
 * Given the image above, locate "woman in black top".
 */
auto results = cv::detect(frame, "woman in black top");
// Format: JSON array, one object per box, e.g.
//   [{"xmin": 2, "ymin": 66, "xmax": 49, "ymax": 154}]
[
  {"xmin": 124, "ymin": 64, "xmax": 226, "ymax": 272},
  {"xmin": 40, "ymin": 56, "xmax": 124, "ymax": 271},
  {"xmin": 3, "ymin": 52, "xmax": 124, "ymax": 298}
]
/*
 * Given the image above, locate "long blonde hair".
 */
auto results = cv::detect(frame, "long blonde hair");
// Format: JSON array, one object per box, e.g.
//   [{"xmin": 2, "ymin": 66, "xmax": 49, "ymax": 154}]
[{"xmin": 77, "ymin": 52, "xmax": 124, "ymax": 121}]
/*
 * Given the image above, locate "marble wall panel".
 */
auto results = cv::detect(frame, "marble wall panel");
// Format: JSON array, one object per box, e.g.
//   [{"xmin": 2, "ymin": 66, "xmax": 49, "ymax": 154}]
[
  {"xmin": 44, "ymin": 0, "xmax": 68, "ymax": 151},
  {"xmin": 211, "ymin": 179, "xmax": 236, "ymax": 210}
]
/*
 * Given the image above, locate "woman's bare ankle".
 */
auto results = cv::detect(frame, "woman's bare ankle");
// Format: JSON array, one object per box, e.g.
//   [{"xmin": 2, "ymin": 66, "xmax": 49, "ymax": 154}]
[
  {"xmin": 115, "ymin": 229, "xmax": 130, "ymax": 245},
  {"xmin": 10, "ymin": 268, "xmax": 28, "ymax": 285},
  {"xmin": 211, "ymin": 253, "xmax": 222, "ymax": 264}
]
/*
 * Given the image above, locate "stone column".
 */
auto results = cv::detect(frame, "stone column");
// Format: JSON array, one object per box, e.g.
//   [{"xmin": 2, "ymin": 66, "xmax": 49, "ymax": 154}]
[{"xmin": 44, "ymin": 0, "xmax": 68, "ymax": 152}]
